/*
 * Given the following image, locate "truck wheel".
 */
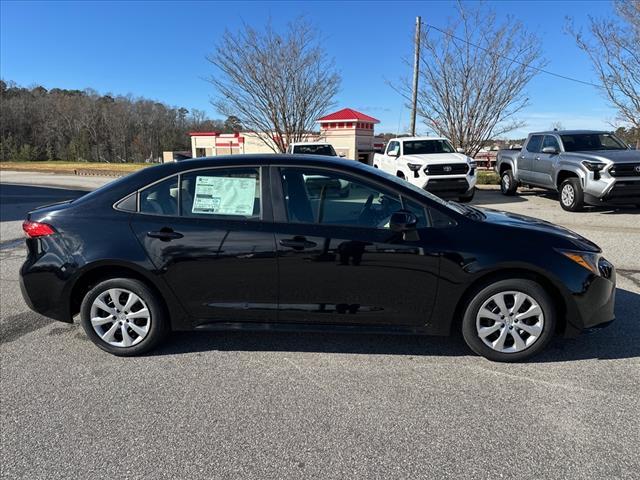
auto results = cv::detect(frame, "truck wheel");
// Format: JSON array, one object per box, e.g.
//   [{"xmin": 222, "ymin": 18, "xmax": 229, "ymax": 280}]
[
  {"xmin": 458, "ymin": 187, "xmax": 475, "ymax": 203},
  {"xmin": 559, "ymin": 178, "xmax": 584, "ymax": 212},
  {"xmin": 500, "ymin": 170, "xmax": 518, "ymax": 196}
]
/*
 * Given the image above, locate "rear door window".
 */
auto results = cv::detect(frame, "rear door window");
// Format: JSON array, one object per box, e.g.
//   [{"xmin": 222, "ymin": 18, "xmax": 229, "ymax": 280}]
[
  {"xmin": 139, "ymin": 176, "xmax": 178, "ymax": 216},
  {"xmin": 526, "ymin": 135, "xmax": 543, "ymax": 153},
  {"xmin": 179, "ymin": 168, "xmax": 261, "ymax": 219}
]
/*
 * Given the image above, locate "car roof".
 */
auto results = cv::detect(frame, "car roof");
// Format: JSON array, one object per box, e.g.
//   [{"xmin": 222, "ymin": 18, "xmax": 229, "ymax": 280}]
[
  {"xmin": 290, "ymin": 142, "xmax": 332, "ymax": 146},
  {"xmin": 530, "ymin": 130, "xmax": 611, "ymax": 136},
  {"xmin": 392, "ymin": 136, "xmax": 448, "ymax": 141}
]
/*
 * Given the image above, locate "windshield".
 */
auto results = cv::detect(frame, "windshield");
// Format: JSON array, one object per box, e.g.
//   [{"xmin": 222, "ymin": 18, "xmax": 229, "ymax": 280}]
[
  {"xmin": 292, "ymin": 144, "xmax": 337, "ymax": 156},
  {"xmin": 560, "ymin": 133, "xmax": 628, "ymax": 152},
  {"xmin": 403, "ymin": 139, "xmax": 455, "ymax": 155}
]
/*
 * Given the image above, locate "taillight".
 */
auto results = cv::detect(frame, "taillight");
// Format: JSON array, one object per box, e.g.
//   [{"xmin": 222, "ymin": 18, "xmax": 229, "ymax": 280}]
[{"xmin": 22, "ymin": 220, "xmax": 56, "ymax": 238}]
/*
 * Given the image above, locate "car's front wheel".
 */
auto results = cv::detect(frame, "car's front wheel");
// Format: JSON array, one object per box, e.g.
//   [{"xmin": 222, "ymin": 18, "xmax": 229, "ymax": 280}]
[
  {"xmin": 461, "ymin": 279, "xmax": 555, "ymax": 362},
  {"xmin": 559, "ymin": 178, "xmax": 584, "ymax": 212},
  {"xmin": 500, "ymin": 169, "xmax": 518, "ymax": 195},
  {"xmin": 80, "ymin": 278, "xmax": 168, "ymax": 356}
]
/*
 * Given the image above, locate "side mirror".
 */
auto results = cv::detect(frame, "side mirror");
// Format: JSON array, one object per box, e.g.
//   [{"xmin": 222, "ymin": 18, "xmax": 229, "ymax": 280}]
[
  {"xmin": 390, "ymin": 211, "xmax": 419, "ymax": 240},
  {"xmin": 388, "ymin": 149, "xmax": 400, "ymax": 157},
  {"xmin": 338, "ymin": 153, "xmax": 346, "ymax": 158},
  {"xmin": 542, "ymin": 146, "xmax": 558, "ymax": 154},
  {"xmin": 456, "ymin": 147, "xmax": 465, "ymax": 153}
]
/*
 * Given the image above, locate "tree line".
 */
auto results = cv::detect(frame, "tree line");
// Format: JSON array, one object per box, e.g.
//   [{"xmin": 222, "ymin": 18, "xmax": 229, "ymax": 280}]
[{"xmin": 0, "ymin": 80, "xmax": 236, "ymax": 163}]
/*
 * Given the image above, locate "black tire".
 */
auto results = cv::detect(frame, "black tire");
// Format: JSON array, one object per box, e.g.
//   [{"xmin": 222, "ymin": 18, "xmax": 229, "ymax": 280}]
[
  {"xmin": 461, "ymin": 279, "xmax": 556, "ymax": 362},
  {"xmin": 559, "ymin": 177, "xmax": 584, "ymax": 212},
  {"xmin": 458, "ymin": 187, "xmax": 475, "ymax": 203},
  {"xmin": 500, "ymin": 169, "xmax": 518, "ymax": 196},
  {"xmin": 80, "ymin": 278, "xmax": 169, "ymax": 356}
]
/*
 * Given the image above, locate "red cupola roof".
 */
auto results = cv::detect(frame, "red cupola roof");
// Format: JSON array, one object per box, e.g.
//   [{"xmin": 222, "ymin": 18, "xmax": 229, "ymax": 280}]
[{"xmin": 317, "ymin": 108, "xmax": 379, "ymax": 124}]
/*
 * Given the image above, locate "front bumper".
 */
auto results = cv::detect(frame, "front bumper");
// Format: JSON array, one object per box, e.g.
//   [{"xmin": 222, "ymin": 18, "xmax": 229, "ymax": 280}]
[
  {"xmin": 422, "ymin": 173, "xmax": 477, "ymax": 197},
  {"xmin": 583, "ymin": 172, "xmax": 640, "ymax": 204},
  {"xmin": 563, "ymin": 261, "xmax": 616, "ymax": 337}
]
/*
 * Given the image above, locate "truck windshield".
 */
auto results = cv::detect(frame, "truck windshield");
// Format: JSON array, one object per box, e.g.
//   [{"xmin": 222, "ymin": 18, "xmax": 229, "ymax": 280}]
[
  {"xmin": 292, "ymin": 144, "xmax": 337, "ymax": 156},
  {"xmin": 403, "ymin": 140, "xmax": 455, "ymax": 155},
  {"xmin": 560, "ymin": 133, "xmax": 628, "ymax": 152}
]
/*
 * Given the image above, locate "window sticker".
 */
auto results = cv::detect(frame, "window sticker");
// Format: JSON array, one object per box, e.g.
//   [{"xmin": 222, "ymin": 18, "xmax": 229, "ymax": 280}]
[{"xmin": 192, "ymin": 176, "xmax": 257, "ymax": 215}]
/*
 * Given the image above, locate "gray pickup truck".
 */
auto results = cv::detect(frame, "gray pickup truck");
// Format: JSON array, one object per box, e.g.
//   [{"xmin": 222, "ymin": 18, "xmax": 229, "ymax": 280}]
[{"xmin": 495, "ymin": 130, "xmax": 640, "ymax": 211}]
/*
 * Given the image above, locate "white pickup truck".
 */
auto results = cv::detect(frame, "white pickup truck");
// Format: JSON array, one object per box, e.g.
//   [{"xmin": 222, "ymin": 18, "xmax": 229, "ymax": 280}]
[{"xmin": 373, "ymin": 137, "xmax": 477, "ymax": 201}]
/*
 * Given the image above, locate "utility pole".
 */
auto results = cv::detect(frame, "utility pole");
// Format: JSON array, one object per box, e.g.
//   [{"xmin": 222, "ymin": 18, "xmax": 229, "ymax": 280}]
[{"xmin": 410, "ymin": 16, "xmax": 421, "ymax": 137}]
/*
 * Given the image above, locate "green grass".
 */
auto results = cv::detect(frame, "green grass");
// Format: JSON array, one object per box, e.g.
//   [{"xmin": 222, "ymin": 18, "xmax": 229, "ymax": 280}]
[{"xmin": 477, "ymin": 170, "xmax": 499, "ymax": 185}]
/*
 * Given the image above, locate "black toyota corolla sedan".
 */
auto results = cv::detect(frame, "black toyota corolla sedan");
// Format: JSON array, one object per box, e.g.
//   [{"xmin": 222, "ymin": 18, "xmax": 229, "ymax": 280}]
[{"xmin": 20, "ymin": 155, "xmax": 616, "ymax": 361}]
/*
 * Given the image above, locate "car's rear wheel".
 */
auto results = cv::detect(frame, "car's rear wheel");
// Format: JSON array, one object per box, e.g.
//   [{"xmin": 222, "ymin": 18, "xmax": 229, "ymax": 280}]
[
  {"xmin": 559, "ymin": 178, "xmax": 584, "ymax": 212},
  {"xmin": 500, "ymin": 169, "xmax": 518, "ymax": 196},
  {"xmin": 461, "ymin": 279, "xmax": 555, "ymax": 362},
  {"xmin": 80, "ymin": 278, "xmax": 168, "ymax": 356}
]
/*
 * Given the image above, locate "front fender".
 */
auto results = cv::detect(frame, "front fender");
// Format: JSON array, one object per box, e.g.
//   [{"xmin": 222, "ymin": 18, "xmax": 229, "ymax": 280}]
[{"xmin": 554, "ymin": 161, "xmax": 587, "ymax": 189}]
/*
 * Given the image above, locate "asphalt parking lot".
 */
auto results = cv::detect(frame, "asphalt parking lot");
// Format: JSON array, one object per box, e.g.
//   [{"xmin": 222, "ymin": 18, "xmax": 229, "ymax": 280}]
[{"xmin": 1, "ymin": 173, "xmax": 639, "ymax": 480}]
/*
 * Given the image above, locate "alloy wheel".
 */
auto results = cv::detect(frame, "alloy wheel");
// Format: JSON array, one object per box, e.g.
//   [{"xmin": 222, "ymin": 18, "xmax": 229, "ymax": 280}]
[
  {"xmin": 502, "ymin": 174, "xmax": 510, "ymax": 190},
  {"xmin": 475, "ymin": 290, "xmax": 544, "ymax": 353},
  {"xmin": 561, "ymin": 184, "xmax": 575, "ymax": 206},
  {"xmin": 90, "ymin": 288, "xmax": 151, "ymax": 347}
]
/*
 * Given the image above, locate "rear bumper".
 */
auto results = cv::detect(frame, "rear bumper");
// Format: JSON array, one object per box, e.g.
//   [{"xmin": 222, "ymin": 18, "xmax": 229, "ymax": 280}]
[{"xmin": 20, "ymin": 237, "xmax": 73, "ymax": 323}]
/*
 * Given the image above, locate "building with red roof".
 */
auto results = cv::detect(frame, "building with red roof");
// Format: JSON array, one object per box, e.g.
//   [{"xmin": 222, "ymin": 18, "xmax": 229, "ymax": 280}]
[{"xmin": 182, "ymin": 108, "xmax": 381, "ymax": 164}]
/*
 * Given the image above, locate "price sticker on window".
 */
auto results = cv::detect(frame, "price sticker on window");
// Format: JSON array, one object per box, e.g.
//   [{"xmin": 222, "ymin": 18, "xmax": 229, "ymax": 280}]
[{"xmin": 192, "ymin": 176, "xmax": 256, "ymax": 215}]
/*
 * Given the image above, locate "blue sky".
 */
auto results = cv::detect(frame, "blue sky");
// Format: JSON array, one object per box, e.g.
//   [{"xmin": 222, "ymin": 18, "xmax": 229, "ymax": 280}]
[{"xmin": 1, "ymin": 0, "xmax": 617, "ymax": 138}]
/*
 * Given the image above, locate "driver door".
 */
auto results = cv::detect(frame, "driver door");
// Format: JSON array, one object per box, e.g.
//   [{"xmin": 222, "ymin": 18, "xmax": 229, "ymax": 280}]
[
  {"xmin": 383, "ymin": 140, "xmax": 400, "ymax": 173},
  {"xmin": 272, "ymin": 167, "xmax": 440, "ymax": 326}
]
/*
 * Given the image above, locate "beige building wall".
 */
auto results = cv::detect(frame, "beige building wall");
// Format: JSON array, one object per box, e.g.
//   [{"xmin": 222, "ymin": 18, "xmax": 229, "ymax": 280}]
[{"xmin": 188, "ymin": 109, "xmax": 380, "ymax": 163}]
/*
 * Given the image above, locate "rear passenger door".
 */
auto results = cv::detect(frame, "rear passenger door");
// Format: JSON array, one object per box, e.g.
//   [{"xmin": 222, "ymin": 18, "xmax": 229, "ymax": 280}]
[
  {"xmin": 129, "ymin": 166, "xmax": 278, "ymax": 325},
  {"xmin": 532, "ymin": 135, "xmax": 560, "ymax": 187},
  {"xmin": 519, "ymin": 135, "xmax": 543, "ymax": 183}
]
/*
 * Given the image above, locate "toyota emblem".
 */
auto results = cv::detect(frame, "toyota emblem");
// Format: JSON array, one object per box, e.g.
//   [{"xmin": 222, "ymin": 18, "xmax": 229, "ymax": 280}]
[
  {"xmin": 444, "ymin": 166, "xmax": 452, "ymax": 172},
  {"xmin": 635, "ymin": 165, "xmax": 640, "ymax": 174}
]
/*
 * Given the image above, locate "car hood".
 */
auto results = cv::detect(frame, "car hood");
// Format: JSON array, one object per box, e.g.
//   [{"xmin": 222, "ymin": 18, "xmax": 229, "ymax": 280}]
[
  {"xmin": 561, "ymin": 149, "xmax": 640, "ymax": 164},
  {"xmin": 476, "ymin": 207, "xmax": 601, "ymax": 252},
  {"xmin": 402, "ymin": 153, "xmax": 468, "ymax": 164}
]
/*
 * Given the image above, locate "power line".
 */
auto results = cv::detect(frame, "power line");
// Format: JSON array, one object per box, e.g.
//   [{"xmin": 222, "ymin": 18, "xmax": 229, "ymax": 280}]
[{"xmin": 423, "ymin": 22, "xmax": 605, "ymax": 90}]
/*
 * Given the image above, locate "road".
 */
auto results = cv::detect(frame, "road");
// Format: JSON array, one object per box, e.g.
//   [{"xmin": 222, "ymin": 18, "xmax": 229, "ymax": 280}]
[{"xmin": 1, "ymin": 174, "xmax": 639, "ymax": 480}]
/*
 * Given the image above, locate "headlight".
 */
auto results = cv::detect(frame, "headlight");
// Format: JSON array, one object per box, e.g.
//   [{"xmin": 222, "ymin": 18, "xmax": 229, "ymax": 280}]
[
  {"xmin": 556, "ymin": 249, "xmax": 600, "ymax": 274},
  {"xmin": 468, "ymin": 160, "xmax": 477, "ymax": 169},
  {"xmin": 407, "ymin": 163, "xmax": 422, "ymax": 172},
  {"xmin": 582, "ymin": 160, "xmax": 606, "ymax": 172}
]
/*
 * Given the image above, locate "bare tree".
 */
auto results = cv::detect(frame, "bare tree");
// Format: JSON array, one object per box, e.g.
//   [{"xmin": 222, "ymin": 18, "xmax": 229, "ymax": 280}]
[
  {"xmin": 568, "ymin": 1, "xmax": 640, "ymax": 148},
  {"xmin": 207, "ymin": 18, "xmax": 340, "ymax": 153},
  {"xmin": 397, "ymin": 2, "xmax": 546, "ymax": 156}
]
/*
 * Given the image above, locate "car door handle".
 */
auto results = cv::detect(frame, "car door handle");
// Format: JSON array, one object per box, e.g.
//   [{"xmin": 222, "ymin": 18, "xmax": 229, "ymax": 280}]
[
  {"xmin": 279, "ymin": 237, "xmax": 317, "ymax": 250},
  {"xmin": 147, "ymin": 228, "xmax": 184, "ymax": 241}
]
